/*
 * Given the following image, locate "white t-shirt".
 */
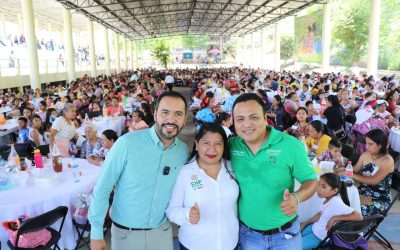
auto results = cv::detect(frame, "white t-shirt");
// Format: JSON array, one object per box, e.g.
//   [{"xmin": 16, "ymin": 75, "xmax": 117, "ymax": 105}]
[
  {"xmin": 222, "ymin": 126, "xmax": 232, "ymax": 138},
  {"xmin": 312, "ymin": 195, "xmax": 354, "ymax": 240},
  {"xmin": 165, "ymin": 75, "xmax": 175, "ymax": 84},
  {"xmin": 166, "ymin": 159, "xmax": 239, "ymax": 250},
  {"xmin": 51, "ymin": 116, "xmax": 76, "ymax": 140}
]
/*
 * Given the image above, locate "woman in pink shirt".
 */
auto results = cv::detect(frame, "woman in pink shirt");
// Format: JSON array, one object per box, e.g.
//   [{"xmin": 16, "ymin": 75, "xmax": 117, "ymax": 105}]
[
  {"xmin": 128, "ymin": 110, "xmax": 149, "ymax": 131},
  {"xmin": 106, "ymin": 97, "xmax": 124, "ymax": 116}
]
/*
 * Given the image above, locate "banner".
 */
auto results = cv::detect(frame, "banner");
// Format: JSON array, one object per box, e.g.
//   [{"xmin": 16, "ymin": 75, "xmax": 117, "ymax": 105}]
[{"xmin": 295, "ymin": 9, "xmax": 323, "ymax": 63}]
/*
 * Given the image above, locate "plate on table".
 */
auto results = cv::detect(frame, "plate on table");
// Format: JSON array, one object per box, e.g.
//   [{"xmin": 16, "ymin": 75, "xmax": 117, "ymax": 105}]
[{"xmin": 34, "ymin": 172, "xmax": 59, "ymax": 186}]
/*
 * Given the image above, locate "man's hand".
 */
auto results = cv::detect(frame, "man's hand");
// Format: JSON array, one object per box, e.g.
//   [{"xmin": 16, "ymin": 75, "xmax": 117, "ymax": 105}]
[
  {"xmin": 280, "ymin": 189, "xmax": 298, "ymax": 217},
  {"xmin": 90, "ymin": 239, "xmax": 107, "ymax": 250}
]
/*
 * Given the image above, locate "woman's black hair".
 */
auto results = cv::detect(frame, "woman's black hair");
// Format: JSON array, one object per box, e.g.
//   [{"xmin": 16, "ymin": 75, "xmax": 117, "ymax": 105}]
[
  {"xmin": 296, "ymin": 107, "xmax": 308, "ymax": 115},
  {"xmin": 257, "ymin": 89, "xmax": 267, "ymax": 98},
  {"xmin": 43, "ymin": 108, "xmax": 57, "ymax": 131},
  {"xmin": 310, "ymin": 120, "xmax": 328, "ymax": 135},
  {"xmin": 133, "ymin": 109, "xmax": 145, "ymax": 120},
  {"xmin": 385, "ymin": 90, "xmax": 398, "ymax": 101},
  {"xmin": 320, "ymin": 173, "xmax": 350, "ymax": 206},
  {"xmin": 286, "ymin": 92, "xmax": 297, "ymax": 100},
  {"xmin": 102, "ymin": 129, "xmax": 118, "ymax": 142},
  {"xmin": 39, "ymin": 100, "xmax": 47, "ymax": 107},
  {"xmin": 188, "ymin": 122, "xmax": 229, "ymax": 163},
  {"xmin": 327, "ymin": 95, "xmax": 341, "ymax": 107},
  {"xmin": 216, "ymin": 112, "xmax": 230, "ymax": 125},
  {"xmin": 366, "ymin": 129, "xmax": 388, "ymax": 155},
  {"xmin": 274, "ymin": 95, "xmax": 284, "ymax": 108}
]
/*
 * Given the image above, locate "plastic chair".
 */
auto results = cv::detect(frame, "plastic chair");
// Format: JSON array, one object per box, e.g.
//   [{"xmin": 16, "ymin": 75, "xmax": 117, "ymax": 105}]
[
  {"xmin": 7, "ymin": 206, "xmax": 68, "ymax": 250},
  {"xmin": 314, "ymin": 214, "xmax": 384, "ymax": 250},
  {"xmin": 365, "ymin": 186, "xmax": 400, "ymax": 250}
]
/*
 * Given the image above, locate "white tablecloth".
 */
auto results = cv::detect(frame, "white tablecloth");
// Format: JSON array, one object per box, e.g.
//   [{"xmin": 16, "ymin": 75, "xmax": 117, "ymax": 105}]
[
  {"xmin": 0, "ymin": 158, "xmax": 101, "ymax": 250},
  {"xmin": 297, "ymin": 184, "xmax": 361, "ymax": 223},
  {"xmin": 0, "ymin": 107, "xmax": 12, "ymax": 114},
  {"xmin": 389, "ymin": 127, "xmax": 400, "ymax": 152},
  {"xmin": 77, "ymin": 116, "xmax": 126, "ymax": 136},
  {"xmin": 0, "ymin": 119, "xmax": 19, "ymax": 138}
]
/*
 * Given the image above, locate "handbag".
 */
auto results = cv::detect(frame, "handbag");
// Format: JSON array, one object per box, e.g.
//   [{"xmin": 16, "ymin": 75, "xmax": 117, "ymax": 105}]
[
  {"xmin": 2, "ymin": 215, "xmax": 52, "ymax": 248},
  {"xmin": 328, "ymin": 233, "xmax": 368, "ymax": 250},
  {"xmin": 332, "ymin": 126, "xmax": 347, "ymax": 140}
]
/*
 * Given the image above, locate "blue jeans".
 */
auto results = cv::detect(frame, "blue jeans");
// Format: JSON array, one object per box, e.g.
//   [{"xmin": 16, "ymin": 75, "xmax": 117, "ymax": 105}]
[
  {"xmin": 239, "ymin": 217, "xmax": 302, "ymax": 250},
  {"xmin": 301, "ymin": 224, "xmax": 321, "ymax": 250}
]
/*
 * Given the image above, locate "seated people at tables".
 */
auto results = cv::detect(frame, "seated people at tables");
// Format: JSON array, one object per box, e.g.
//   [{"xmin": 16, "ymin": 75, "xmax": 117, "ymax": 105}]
[
  {"xmin": 338, "ymin": 129, "xmax": 394, "ymax": 216},
  {"xmin": 6, "ymin": 104, "xmax": 21, "ymax": 119},
  {"xmin": 128, "ymin": 110, "xmax": 148, "ymax": 131},
  {"xmin": 284, "ymin": 92, "xmax": 300, "ymax": 118},
  {"xmin": 89, "ymin": 102, "xmax": 102, "ymax": 118},
  {"xmin": 385, "ymin": 90, "xmax": 400, "ymax": 119},
  {"xmin": 301, "ymin": 173, "xmax": 363, "ymax": 250},
  {"xmin": 306, "ymin": 120, "xmax": 332, "ymax": 155},
  {"xmin": 299, "ymin": 84, "xmax": 312, "ymax": 102},
  {"xmin": 106, "ymin": 97, "xmax": 124, "ymax": 116},
  {"xmin": 0, "ymin": 116, "xmax": 30, "ymax": 152},
  {"xmin": 49, "ymin": 103, "xmax": 78, "ymax": 157},
  {"xmin": 195, "ymin": 92, "xmax": 216, "ymax": 125},
  {"xmin": 322, "ymin": 95, "xmax": 345, "ymax": 133},
  {"xmin": 139, "ymin": 103, "xmax": 154, "ymax": 126},
  {"xmin": 305, "ymin": 100, "xmax": 318, "ymax": 122},
  {"xmin": 166, "ymin": 123, "xmax": 239, "ymax": 250},
  {"xmin": 266, "ymin": 95, "xmax": 285, "ymax": 130},
  {"xmin": 81, "ymin": 125, "xmax": 102, "ymax": 159},
  {"xmin": 42, "ymin": 108, "xmax": 57, "ymax": 132},
  {"xmin": 88, "ymin": 129, "xmax": 118, "ymax": 166},
  {"xmin": 286, "ymin": 107, "xmax": 310, "ymax": 138},
  {"xmin": 317, "ymin": 138, "xmax": 344, "ymax": 169},
  {"xmin": 373, "ymin": 100, "xmax": 398, "ymax": 127},
  {"xmin": 29, "ymin": 114, "xmax": 46, "ymax": 147},
  {"xmin": 36, "ymin": 100, "xmax": 47, "ymax": 121}
]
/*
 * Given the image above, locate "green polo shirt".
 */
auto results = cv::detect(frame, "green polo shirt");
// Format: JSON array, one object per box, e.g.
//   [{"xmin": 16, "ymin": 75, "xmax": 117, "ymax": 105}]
[{"xmin": 229, "ymin": 126, "xmax": 317, "ymax": 230}]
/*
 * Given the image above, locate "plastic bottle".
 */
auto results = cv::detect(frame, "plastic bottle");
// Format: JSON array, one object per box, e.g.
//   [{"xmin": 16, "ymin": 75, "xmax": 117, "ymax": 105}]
[
  {"xmin": 33, "ymin": 149, "xmax": 43, "ymax": 168},
  {"xmin": 71, "ymin": 156, "xmax": 80, "ymax": 183},
  {"xmin": 321, "ymin": 98, "xmax": 327, "ymax": 111},
  {"xmin": 102, "ymin": 103, "xmax": 108, "ymax": 117},
  {"xmin": 345, "ymin": 161, "xmax": 353, "ymax": 187},
  {"xmin": 7, "ymin": 144, "xmax": 20, "ymax": 173},
  {"xmin": 84, "ymin": 113, "xmax": 90, "ymax": 126},
  {"xmin": 0, "ymin": 113, "xmax": 5, "ymax": 125}
]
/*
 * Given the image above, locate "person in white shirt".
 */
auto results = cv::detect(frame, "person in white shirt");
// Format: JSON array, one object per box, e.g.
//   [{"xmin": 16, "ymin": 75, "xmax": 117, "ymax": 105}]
[
  {"xmin": 130, "ymin": 71, "xmax": 139, "ymax": 82},
  {"xmin": 166, "ymin": 123, "xmax": 239, "ymax": 250},
  {"xmin": 217, "ymin": 112, "xmax": 232, "ymax": 138},
  {"xmin": 165, "ymin": 73, "xmax": 175, "ymax": 91},
  {"xmin": 300, "ymin": 173, "xmax": 362, "ymax": 250}
]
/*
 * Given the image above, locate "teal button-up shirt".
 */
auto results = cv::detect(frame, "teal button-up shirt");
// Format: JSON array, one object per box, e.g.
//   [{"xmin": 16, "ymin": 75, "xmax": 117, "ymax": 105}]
[{"xmin": 88, "ymin": 126, "xmax": 189, "ymax": 239}]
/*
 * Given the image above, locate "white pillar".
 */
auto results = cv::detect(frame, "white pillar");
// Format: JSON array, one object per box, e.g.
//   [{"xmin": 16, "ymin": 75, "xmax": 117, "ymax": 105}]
[
  {"xmin": 114, "ymin": 33, "xmax": 120, "ymax": 73},
  {"xmin": 104, "ymin": 27, "xmax": 110, "ymax": 75},
  {"xmin": 21, "ymin": 0, "xmax": 40, "ymax": 89},
  {"xmin": 261, "ymin": 28, "xmax": 267, "ymax": 69},
  {"xmin": 322, "ymin": 3, "xmax": 331, "ymax": 73},
  {"xmin": 123, "ymin": 37, "xmax": 127, "ymax": 70},
  {"xmin": 130, "ymin": 40, "xmax": 134, "ymax": 69},
  {"xmin": 250, "ymin": 33, "xmax": 255, "ymax": 68},
  {"xmin": 63, "ymin": 9, "xmax": 75, "ymax": 83},
  {"xmin": 88, "ymin": 19, "xmax": 96, "ymax": 77},
  {"xmin": 367, "ymin": 0, "xmax": 381, "ymax": 77},
  {"xmin": 274, "ymin": 22, "xmax": 281, "ymax": 72}
]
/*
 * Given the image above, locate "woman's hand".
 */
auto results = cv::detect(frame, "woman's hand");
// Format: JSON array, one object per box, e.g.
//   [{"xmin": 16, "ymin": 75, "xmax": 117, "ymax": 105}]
[
  {"xmin": 334, "ymin": 167, "xmax": 345, "ymax": 175},
  {"xmin": 326, "ymin": 216, "xmax": 337, "ymax": 231}
]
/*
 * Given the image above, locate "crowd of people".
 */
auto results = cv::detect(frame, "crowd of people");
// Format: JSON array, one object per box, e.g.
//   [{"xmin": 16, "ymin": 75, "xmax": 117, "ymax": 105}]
[{"xmin": 0, "ymin": 67, "xmax": 398, "ymax": 249}]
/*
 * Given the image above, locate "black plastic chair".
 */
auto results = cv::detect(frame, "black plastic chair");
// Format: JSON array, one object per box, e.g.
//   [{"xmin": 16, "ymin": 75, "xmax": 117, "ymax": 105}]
[
  {"xmin": 365, "ymin": 186, "xmax": 400, "ymax": 250},
  {"xmin": 7, "ymin": 206, "xmax": 68, "ymax": 250},
  {"xmin": 353, "ymin": 130, "xmax": 366, "ymax": 144},
  {"xmin": 341, "ymin": 144, "xmax": 358, "ymax": 163},
  {"xmin": 314, "ymin": 214, "xmax": 384, "ymax": 250}
]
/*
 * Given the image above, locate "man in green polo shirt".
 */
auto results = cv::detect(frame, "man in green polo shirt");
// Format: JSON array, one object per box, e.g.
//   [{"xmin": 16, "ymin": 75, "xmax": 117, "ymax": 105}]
[{"xmin": 229, "ymin": 93, "xmax": 318, "ymax": 249}]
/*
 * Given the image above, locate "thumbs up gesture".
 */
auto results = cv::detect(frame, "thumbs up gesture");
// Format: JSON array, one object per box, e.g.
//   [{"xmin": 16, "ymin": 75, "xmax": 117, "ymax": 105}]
[
  {"xmin": 189, "ymin": 202, "xmax": 200, "ymax": 224},
  {"xmin": 280, "ymin": 189, "xmax": 298, "ymax": 217}
]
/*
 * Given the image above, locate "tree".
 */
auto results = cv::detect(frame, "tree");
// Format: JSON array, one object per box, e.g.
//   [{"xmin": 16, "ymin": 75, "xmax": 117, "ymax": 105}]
[
  {"xmin": 280, "ymin": 36, "xmax": 295, "ymax": 60},
  {"xmin": 151, "ymin": 39, "xmax": 171, "ymax": 69},
  {"xmin": 331, "ymin": 0, "xmax": 369, "ymax": 67},
  {"xmin": 181, "ymin": 35, "xmax": 211, "ymax": 50}
]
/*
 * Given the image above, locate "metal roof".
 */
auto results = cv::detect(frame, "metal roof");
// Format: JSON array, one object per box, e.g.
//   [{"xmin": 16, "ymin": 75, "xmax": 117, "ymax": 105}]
[{"xmin": 57, "ymin": 0, "xmax": 327, "ymax": 40}]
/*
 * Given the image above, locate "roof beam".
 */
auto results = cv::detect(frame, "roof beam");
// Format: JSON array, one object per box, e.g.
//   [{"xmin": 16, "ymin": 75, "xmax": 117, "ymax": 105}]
[{"xmin": 187, "ymin": 0, "xmax": 197, "ymax": 34}]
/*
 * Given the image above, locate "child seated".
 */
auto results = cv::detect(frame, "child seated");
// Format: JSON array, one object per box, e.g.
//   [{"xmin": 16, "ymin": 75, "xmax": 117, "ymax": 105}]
[
  {"xmin": 128, "ymin": 110, "xmax": 149, "ymax": 132},
  {"xmin": 301, "ymin": 173, "xmax": 363, "ymax": 250},
  {"xmin": 217, "ymin": 112, "xmax": 232, "ymax": 137},
  {"xmin": 317, "ymin": 138, "xmax": 344, "ymax": 169}
]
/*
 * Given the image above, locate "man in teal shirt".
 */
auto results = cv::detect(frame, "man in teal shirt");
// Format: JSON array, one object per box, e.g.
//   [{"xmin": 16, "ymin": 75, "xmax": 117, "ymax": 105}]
[
  {"xmin": 89, "ymin": 91, "xmax": 189, "ymax": 250},
  {"xmin": 229, "ymin": 93, "xmax": 318, "ymax": 249}
]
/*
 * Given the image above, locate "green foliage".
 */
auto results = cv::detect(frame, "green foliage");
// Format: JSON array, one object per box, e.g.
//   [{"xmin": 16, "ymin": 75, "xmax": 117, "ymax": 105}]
[
  {"xmin": 332, "ymin": 0, "xmax": 370, "ymax": 67},
  {"xmin": 181, "ymin": 35, "xmax": 211, "ymax": 50},
  {"xmin": 151, "ymin": 40, "xmax": 171, "ymax": 69},
  {"xmin": 280, "ymin": 36, "xmax": 295, "ymax": 60}
]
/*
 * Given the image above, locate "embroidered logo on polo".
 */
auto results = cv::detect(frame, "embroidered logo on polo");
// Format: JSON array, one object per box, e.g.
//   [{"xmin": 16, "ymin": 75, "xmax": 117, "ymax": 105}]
[
  {"xmin": 190, "ymin": 175, "xmax": 203, "ymax": 190},
  {"xmin": 266, "ymin": 149, "xmax": 281, "ymax": 165},
  {"xmin": 231, "ymin": 150, "xmax": 245, "ymax": 157}
]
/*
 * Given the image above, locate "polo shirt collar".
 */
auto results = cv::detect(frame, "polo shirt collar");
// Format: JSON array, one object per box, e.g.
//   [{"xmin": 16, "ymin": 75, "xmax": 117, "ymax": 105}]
[
  {"xmin": 149, "ymin": 125, "xmax": 177, "ymax": 149},
  {"xmin": 261, "ymin": 126, "xmax": 283, "ymax": 149}
]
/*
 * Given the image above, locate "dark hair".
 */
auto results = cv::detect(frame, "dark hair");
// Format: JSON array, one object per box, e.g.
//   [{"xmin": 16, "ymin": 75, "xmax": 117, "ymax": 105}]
[
  {"xmin": 102, "ymin": 129, "xmax": 118, "ymax": 142},
  {"xmin": 296, "ymin": 107, "xmax": 308, "ymax": 115},
  {"xmin": 257, "ymin": 89, "xmax": 267, "ymax": 98},
  {"xmin": 320, "ymin": 173, "xmax": 350, "ymax": 206},
  {"xmin": 18, "ymin": 116, "xmax": 28, "ymax": 123},
  {"xmin": 310, "ymin": 120, "xmax": 328, "ymax": 135},
  {"xmin": 386, "ymin": 90, "xmax": 398, "ymax": 101},
  {"xmin": 305, "ymin": 100, "xmax": 313, "ymax": 107},
  {"xmin": 366, "ymin": 129, "xmax": 388, "ymax": 154},
  {"xmin": 216, "ymin": 112, "xmax": 230, "ymax": 125},
  {"xmin": 43, "ymin": 108, "xmax": 57, "ymax": 131},
  {"xmin": 328, "ymin": 138, "xmax": 342, "ymax": 149},
  {"xmin": 327, "ymin": 95, "xmax": 340, "ymax": 107},
  {"xmin": 133, "ymin": 110, "xmax": 145, "ymax": 120},
  {"xmin": 232, "ymin": 93, "xmax": 266, "ymax": 115},
  {"xmin": 188, "ymin": 122, "xmax": 229, "ymax": 162},
  {"xmin": 30, "ymin": 114, "xmax": 42, "ymax": 123},
  {"xmin": 287, "ymin": 92, "xmax": 297, "ymax": 100},
  {"xmin": 156, "ymin": 91, "xmax": 187, "ymax": 113},
  {"xmin": 39, "ymin": 100, "xmax": 47, "ymax": 107}
]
